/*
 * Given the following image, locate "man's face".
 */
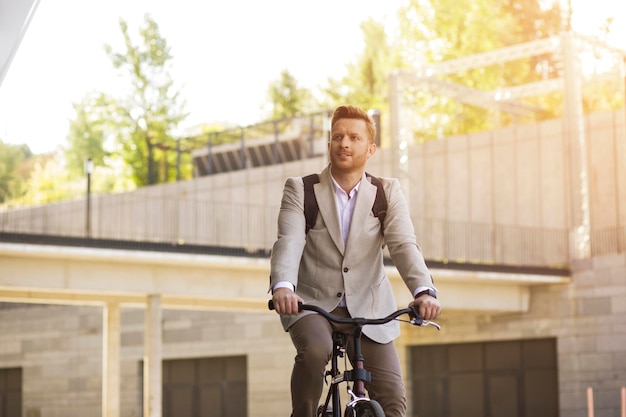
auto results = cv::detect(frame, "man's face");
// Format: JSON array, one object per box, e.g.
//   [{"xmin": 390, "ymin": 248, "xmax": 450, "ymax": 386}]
[{"xmin": 328, "ymin": 118, "xmax": 376, "ymax": 174}]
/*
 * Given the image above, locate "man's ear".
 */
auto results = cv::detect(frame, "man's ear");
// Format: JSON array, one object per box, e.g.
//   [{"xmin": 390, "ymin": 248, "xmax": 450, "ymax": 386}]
[{"xmin": 368, "ymin": 143, "xmax": 377, "ymax": 157}]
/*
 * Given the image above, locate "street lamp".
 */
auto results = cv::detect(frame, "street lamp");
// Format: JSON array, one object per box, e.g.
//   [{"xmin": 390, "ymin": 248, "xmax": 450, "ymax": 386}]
[{"xmin": 84, "ymin": 157, "xmax": 94, "ymax": 238}]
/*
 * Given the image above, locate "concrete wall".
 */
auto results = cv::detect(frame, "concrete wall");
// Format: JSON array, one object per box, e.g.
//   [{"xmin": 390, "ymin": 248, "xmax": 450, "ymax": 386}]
[
  {"xmin": 1, "ymin": 252, "xmax": 625, "ymax": 417},
  {"xmin": 2, "ymin": 110, "xmax": 624, "ymax": 265},
  {"xmin": 0, "ymin": 304, "xmax": 294, "ymax": 417}
]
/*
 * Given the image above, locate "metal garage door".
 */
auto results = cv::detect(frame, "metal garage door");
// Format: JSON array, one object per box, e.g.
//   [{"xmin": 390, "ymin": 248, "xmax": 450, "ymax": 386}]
[
  {"xmin": 162, "ymin": 356, "xmax": 247, "ymax": 417},
  {"xmin": 410, "ymin": 338, "xmax": 558, "ymax": 417},
  {"xmin": 0, "ymin": 368, "xmax": 21, "ymax": 417}
]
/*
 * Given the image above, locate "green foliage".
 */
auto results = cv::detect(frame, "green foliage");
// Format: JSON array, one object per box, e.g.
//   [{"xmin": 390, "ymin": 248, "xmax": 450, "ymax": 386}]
[
  {"xmin": 102, "ymin": 14, "xmax": 189, "ymax": 186},
  {"xmin": 394, "ymin": 0, "xmax": 565, "ymax": 141},
  {"xmin": 0, "ymin": 141, "xmax": 32, "ymax": 203},
  {"xmin": 266, "ymin": 70, "xmax": 316, "ymax": 120},
  {"xmin": 319, "ymin": 19, "xmax": 401, "ymax": 146},
  {"xmin": 11, "ymin": 13, "xmax": 191, "ymax": 206},
  {"xmin": 64, "ymin": 92, "xmax": 111, "ymax": 178},
  {"xmin": 323, "ymin": 19, "xmax": 397, "ymax": 113},
  {"xmin": 15, "ymin": 156, "xmax": 81, "ymax": 205}
]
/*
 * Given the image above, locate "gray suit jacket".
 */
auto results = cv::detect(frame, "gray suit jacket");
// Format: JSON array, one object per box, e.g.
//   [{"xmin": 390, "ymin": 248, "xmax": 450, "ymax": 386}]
[{"xmin": 269, "ymin": 165, "xmax": 434, "ymax": 343}]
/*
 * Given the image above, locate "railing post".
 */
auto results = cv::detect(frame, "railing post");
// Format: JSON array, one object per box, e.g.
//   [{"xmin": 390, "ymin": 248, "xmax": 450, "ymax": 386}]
[
  {"xmin": 239, "ymin": 127, "xmax": 246, "ymax": 170},
  {"xmin": 84, "ymin": 157, "xmax": 93, "ymax": 238},
  {"xmin": 206, "ymin": 132, "xmax": 213, "ymax": 175},
  {"xmin": 272, "ymin": 120, "xmax": 279, "ymax": 164},
  {"xmin": 587, "ymin": 387, "xmax": 594, "ymax": 417},
  {"xmin": 562, "ymin": 31, "xmax": 591, "ymax": 260}
]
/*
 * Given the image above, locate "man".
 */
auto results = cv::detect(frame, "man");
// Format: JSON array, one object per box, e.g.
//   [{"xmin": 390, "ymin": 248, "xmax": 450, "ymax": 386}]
[{"xmin": 270, "ymin": 104, "xmax": 441, "ymax": 417}]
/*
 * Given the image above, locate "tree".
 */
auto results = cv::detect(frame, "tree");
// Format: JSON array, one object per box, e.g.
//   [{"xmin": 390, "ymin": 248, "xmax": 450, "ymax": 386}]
[
  {"xmin": 393, "ymin": 0, "xmax": 565, "ymax": 140},
  {"xmin": 0, "ymin": 141, "xmax": 32, "ymax": 204},
  {"xmin": 64, "ymin": 92, "xmax": 111, "ymax": 179},
  {"xmin": 103, "ymin": 14, "xmax": 188, "ymax": 186},
  {"xmin": 266, "ymin": 69, "xmax": 316, "ymax": 120},
  {"xmin": 16, "ymin": 156, "xmax": 80, "ymax": 205},
  {"xmin": 322, "ymin": 19, "xmax": 397, "ymax": 113},
  {"xmin": 320, "ymin": 19, "xmax": 400, "ymax": 146}
]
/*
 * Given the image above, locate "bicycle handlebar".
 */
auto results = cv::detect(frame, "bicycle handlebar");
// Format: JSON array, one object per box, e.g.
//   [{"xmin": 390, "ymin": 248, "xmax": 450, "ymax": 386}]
[{"xmin": 267, "ymin": 300, "xmax": 441, "ymax": 330}]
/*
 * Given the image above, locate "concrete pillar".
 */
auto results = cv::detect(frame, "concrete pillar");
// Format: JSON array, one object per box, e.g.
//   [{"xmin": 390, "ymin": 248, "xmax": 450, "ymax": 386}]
[
  {"xmin": 561, "ymin": 31, "xmax": 591, "ymax": 259},
  {"xmin": 144, "ymin": 294, "xmax": 162, "ymax": 417},
  {"xmin": 103, "ymin": 302, "xmax": 121, "ymax": 417},
  {"xmin": 388, "ymin": 70, "xmax": 411, "ymax": 206}
]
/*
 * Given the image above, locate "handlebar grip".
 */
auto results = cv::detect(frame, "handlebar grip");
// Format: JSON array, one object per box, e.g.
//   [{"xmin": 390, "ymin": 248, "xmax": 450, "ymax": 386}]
[{"xmin": 267, "ymin": 300, "xmax": 303, "ymax": 311}]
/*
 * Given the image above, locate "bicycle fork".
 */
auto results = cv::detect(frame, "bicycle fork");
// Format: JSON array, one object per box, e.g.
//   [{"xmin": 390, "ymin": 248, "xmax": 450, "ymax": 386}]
[
  {"xmin": 319, "ymin": 333, "xmax": 344, "ymax": 417},
  {"xmin": 319, "ymin": 326, "xmax": 373, "ymax": 417}
]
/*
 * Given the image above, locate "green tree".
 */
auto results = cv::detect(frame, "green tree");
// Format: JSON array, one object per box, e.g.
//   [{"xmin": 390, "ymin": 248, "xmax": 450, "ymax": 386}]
[
  {"xmin": 0, "ymin": 141, "xmax": 32, "ymax": 203},
  {"xmin": 64, "ymin": 92, "xmax": 111, "ymax": 178},
  {"xmin": 266, "ymin": 69, "xmax": 316, "ymax": 120},
  {"xmin": 320, "ymin": 19, "xmax": 400, "ymax": 146},
  {"xmin": 323, "ymin": 19, "xmax": 397, "ymax": 113},
  {"xmin": 16, "ymin": 156, "xmax": 80, "ymax": 205},
  {"xmin": 394, "ymin": 0, "xmax": 565, "ymax": 140},
  {"xmin": 103, "ymin": 14, "xmax": 188, "ymax": 186}
]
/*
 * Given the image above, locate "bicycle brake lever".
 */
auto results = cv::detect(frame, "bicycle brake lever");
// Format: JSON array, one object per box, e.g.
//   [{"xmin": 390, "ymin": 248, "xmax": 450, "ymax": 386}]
[
  {"xmin": 409, "ymin": 306, "xmax": 441, "ymax": 330},
  {"xmin": 409, "ymin": 315, "xmax": 441, "ymax": 330},
  {"xmin": 424, "ymin": 320, "xmax": 441, "ymax": 330}
]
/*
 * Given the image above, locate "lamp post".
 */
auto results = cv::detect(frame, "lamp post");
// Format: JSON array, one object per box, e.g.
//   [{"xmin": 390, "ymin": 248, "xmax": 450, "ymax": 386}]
[{"xmin": 84, "ymin": 157, "xmax": 93, "ymax": 238}]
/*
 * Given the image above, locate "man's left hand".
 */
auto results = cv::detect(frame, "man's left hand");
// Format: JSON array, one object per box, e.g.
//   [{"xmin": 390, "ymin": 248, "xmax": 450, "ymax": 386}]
[{"xmin": 409, "ymin": 295, "xmax": 441, "ymax": 321}]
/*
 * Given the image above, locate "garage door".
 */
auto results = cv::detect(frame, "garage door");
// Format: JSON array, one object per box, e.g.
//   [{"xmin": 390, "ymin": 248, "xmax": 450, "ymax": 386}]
[{"xmin": 410, "ymin": 338, "xmax": 558, "ymax": 417}]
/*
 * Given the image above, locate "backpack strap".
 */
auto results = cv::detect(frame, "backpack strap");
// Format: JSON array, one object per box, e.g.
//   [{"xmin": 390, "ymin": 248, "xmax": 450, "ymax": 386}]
[
  {"xmin": 303, "ymin": 172, "xmax": 387, "ymax": 236},
  {"xmin": 366, "ymin": 172, "xmax": 387, "ymax": 236},
  {"xmin": 303, "ymin": 174, "xmax": 320, "ymax": 235}
]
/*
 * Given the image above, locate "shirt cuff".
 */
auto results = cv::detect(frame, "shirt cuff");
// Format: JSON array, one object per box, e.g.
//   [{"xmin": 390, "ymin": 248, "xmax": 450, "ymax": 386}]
[
  {"xmin": 272, "ymin": 281, "xmax": 295, "ymax": 294},
  {"xmin": 413, "ymin": 285, "xmax": 438, "ymax": 298}
]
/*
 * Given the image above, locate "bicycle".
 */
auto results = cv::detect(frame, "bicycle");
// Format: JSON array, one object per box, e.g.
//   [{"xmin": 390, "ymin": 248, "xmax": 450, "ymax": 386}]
[{"xmin": 268, "ymin": 300, "xmax": 441, "ymax": 417}]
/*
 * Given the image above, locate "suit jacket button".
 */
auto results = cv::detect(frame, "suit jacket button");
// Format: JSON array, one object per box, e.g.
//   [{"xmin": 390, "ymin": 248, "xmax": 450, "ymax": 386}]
[
  {"xmin": 336, "ymin": 293, "xmax": 342, "ymax": 298},
  {"xmin": 343, "ymin": 267, "xmax": 349, "ymax": 273}
]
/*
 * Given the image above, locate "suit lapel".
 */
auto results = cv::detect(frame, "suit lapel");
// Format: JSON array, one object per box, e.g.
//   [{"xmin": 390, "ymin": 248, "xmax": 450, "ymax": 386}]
[{"xmin": 316, "ymin": 168, "xmax": 344, "ymax": 253}]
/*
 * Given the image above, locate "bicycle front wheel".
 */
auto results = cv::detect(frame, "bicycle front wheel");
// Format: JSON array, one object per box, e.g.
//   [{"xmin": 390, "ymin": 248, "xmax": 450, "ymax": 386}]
[{"xmin": 345, "ymin": 400, "xmax": 385, "ymax": 417}]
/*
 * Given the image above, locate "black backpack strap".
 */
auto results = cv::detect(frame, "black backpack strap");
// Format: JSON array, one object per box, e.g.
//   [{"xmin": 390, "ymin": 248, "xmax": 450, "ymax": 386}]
[
  {"xmin": 303, "ymin": 174, "xmax": 320, "ymax": 234},
  {"xmin": 366, "ymin": 172, "xmax": 387, "ymax": 236}
]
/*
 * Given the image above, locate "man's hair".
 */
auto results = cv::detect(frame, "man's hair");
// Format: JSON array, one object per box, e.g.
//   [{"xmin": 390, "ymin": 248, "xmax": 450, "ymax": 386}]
[{"xmin": 330, "ymin": 105, "xmax": 376, "ymax": 144}]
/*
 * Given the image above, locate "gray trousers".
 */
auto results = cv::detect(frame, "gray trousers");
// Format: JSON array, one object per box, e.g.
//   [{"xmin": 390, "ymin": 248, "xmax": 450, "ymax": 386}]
[{"xmin": 288, "ymin": 307, "xmax": 407, "ymax": 417}]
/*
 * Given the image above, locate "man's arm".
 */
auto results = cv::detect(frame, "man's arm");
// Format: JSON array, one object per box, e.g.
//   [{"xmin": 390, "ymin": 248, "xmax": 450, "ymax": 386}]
[
  {"xmin": 383, "ymin": 178, "xmax": 441, "ymax": 320},
  {"xmin": 269, "ymin": 177, "xmax": 307, "ymax": 315}
]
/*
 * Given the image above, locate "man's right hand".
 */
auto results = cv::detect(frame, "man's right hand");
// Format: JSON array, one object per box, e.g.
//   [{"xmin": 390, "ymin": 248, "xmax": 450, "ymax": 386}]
[{"xmin": 272, "ymin": 287, "xmax": 304, "ymax": 315}]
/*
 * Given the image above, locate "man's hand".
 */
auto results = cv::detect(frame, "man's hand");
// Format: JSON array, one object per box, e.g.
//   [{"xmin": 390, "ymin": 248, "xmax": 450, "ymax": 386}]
[
  {"xmin": 272, "ymin": 287, "xmax": 304, "ymax": 315},
  {"xmin": 409, "ymin": 294, "xmax": 441, "ymax": 321}
]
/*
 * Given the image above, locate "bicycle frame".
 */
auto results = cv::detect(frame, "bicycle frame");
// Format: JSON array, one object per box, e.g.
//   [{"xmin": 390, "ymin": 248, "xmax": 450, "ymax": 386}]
[{"xmin": 268, "ymin": 300, "xmax": 440, "ymax": 417}]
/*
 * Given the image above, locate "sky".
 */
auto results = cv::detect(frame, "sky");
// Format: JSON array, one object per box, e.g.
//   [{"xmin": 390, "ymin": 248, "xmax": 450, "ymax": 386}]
[
  {"xmin": 0, "ymin": 0, "xmax": 623, "ymax": 154},
  {"xmin": 0, "ymin": 0, "xmax": 402, "ymax": 154}
]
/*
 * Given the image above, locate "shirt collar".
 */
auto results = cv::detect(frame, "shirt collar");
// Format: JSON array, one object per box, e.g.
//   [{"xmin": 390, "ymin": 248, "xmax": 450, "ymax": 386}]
[{"xmin": 329, "ymin": 170, "xmax": 361, "ymax": 198}]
